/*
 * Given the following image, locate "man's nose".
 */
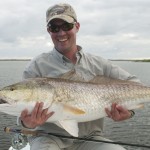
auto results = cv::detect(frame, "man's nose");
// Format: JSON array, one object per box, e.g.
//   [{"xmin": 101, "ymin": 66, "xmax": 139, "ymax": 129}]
[{"xmin": 57, "ymin": 29, "xmax": 66, "ymax": 35}]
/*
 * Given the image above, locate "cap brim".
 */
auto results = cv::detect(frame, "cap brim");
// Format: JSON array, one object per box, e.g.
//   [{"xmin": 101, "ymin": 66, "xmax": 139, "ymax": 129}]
[{"xmin": 47, "ymin": 15, "xmax": 74, "ymax": 24}]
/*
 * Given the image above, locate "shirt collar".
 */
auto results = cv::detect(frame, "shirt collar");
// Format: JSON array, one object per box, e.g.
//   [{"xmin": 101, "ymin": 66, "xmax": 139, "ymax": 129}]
[{"xmin": 52, "ymin": 45, "xmax": 83, "ymax": 64}]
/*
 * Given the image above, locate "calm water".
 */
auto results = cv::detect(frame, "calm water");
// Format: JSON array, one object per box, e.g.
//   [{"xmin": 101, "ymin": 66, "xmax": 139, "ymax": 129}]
[
  {"xmin": 0, "ymin": 60, "xmax": 150, "ymax": 150},
  {"xmin": 103, "ymin": 61, "xmax": 150, "ymax": 150}
]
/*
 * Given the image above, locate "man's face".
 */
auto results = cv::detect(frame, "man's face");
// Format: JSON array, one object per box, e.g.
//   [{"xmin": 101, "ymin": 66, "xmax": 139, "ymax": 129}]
[{"xmin": 47, "ymin": 19, "xmax": 80, "ymax": 54}]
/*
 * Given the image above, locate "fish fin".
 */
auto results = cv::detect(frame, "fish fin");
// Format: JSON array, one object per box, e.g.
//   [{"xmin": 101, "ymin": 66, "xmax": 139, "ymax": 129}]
[
  {"xmin": 59, "ymin": 70, "xmax": 84, "ymax": 81},
  {"xmin": 59, "ymin": 70, "xmax": 132, "ymax": 84},
  {"xmin": 89, "ymin": 75, "xmax": 142, "ymax": 85},
  {"xmin": 89, "ymin": 75, "xmax": 110, "ymax": 84},
  {"xmin": 56, "ymin": 120, "xmax": 79, "ymax": 137},
  {"xmin": 89, "ymin": 75, "xmax": 125, "ymax": 84},
  {"xmin": 131, "ymin": 104, "xmax": 144, "ymax": 110},
  {"xmin": 62, "ymin": 103, "xmax": 85, "ymax": 115},
  {"xmin": 0, "ymin": 104, "xmax": 22, "ymax": 116}
]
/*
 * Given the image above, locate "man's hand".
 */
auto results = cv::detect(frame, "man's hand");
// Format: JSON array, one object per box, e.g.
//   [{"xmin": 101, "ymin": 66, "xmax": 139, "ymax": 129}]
[
  {"xmin": 20, "ymin": 102, "xmax": 54, "ymax": 129},
  {"xmin": 105, "ymin": 103, "xmax": 132, "ymax": 121}
]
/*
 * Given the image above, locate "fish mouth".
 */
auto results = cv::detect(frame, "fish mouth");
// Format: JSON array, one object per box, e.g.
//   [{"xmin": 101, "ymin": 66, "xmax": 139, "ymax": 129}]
[
  {"xmin": 0, "ymin": 98, "xmax": 8, "ymax": 104},
  {"xmin": 0, "ymin": 89, "xmax": 8, "ymax": 104}
]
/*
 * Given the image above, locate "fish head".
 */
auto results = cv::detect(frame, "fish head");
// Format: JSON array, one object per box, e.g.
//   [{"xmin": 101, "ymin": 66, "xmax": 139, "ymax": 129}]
[{"xmin": 0, "ymin": 80, "xmax": 36, "ymax": 104}]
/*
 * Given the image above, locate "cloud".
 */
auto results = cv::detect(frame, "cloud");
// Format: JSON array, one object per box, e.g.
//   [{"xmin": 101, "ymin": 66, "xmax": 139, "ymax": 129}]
[{"xmin": 0, "ymin": 0, "xmax": 150, "ymax": 59}]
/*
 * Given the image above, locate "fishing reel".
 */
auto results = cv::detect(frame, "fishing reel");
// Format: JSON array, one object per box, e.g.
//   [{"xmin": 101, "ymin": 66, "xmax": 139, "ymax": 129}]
[{"xmin": 11, "ymin": 133, "xmax": 28, "ymax": 150}]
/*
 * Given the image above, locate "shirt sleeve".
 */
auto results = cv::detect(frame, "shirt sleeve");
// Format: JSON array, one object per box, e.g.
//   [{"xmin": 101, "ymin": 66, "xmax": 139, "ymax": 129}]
[
  {"xmin": 88, "ymin": 54, "xmax": 140, "ymax": 83},
  {"xmin": 22, "ymin": 59, "xmax": 42, "ymax": 79},
  {"xmin": 108, "ymin": 63, "xmax": 141, "ymax": 83}
]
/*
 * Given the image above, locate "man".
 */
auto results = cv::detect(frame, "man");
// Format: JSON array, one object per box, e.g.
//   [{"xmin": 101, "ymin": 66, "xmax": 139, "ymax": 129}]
[{"xmin": 19, "ymin": 3, "xmax": 139, "ymax": 150}]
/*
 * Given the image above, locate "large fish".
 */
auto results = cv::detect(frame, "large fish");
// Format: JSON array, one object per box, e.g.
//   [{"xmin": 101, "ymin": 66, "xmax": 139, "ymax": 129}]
[{"xmin": 0, "ymin": 73, "xmax": 150, "ymax": 136}]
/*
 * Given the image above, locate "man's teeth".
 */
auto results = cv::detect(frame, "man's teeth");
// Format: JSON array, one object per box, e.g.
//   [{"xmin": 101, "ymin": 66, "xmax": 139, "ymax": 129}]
[{"xmin": 58, "ymin": 38, "xmax": 67, "ymax": 42}]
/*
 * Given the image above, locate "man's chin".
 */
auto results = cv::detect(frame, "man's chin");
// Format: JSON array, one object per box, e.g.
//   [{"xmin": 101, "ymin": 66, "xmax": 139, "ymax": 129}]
[{"xmin": 56, "ymin": 47, "xmax": 70, "ymax": 53}]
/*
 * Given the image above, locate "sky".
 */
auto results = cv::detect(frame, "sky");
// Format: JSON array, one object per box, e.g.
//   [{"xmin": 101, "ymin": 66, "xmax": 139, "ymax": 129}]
[{"xmin": 0, "ymin": 0, "xmax": 150, "ymax": 59}]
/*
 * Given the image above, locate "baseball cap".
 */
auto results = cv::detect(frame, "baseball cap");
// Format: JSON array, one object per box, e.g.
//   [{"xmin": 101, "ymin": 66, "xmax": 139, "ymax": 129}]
[{"xmin": 46, "ymin": 3, "xmax": 77, "ymax": 24}]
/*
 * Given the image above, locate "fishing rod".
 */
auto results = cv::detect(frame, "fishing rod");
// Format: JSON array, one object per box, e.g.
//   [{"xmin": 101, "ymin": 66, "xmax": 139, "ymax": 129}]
[{"xmin": 4, "ymin": 127, "xmax": 150, "ymax": 149}]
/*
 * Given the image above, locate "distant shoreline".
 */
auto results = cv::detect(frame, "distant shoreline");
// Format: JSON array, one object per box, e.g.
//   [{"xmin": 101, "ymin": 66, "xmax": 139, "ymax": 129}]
[
  {"xmin": 110, "ymin": 59, "xmax": 150, "ymax": 62},
  {"xmin": 0, "ymin": 59, "xmax": 31, "ymax": 61},
  {"xmin": 0, "ymin": 59, "xmax": 150, "ymax": 62}
]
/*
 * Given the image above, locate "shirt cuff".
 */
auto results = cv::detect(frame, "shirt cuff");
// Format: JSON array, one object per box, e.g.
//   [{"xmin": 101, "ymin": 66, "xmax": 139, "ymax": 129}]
[{"xmin": 17, "ymin": 117, "xmax": 38, "ymax": 131}]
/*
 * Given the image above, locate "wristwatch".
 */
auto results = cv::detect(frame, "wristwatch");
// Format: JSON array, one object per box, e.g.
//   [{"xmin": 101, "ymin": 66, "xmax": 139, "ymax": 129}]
[{"xmin": 129, "ymin": 110, "xmax": 135, "ymax": 118}]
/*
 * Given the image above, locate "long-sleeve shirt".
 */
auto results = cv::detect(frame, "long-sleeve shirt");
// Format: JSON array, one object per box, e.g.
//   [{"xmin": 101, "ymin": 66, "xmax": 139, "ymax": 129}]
[{"xmin": 21, "ymin": 45, "xmax": 139, "ymax": 146}]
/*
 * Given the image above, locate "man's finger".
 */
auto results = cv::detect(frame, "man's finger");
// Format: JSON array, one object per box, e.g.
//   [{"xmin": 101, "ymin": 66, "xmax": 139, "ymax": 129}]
[
  {"xmin": 45, "ymin": 111, "xmax": 55, "ymax": 121},
  {"xmin": 36, "ymin": 102, "xmax": 44, "ymax": 119},
  {"xmin": 21, "ymin": 109, "xmax": 28, "ymax": 118},
  {"xmin": 31, "ymin": 102, "xmax": 40, "ymax": 118},
  {"xmin": 116, "ymin": 105, "xmax": 128, "ymax": 113}
]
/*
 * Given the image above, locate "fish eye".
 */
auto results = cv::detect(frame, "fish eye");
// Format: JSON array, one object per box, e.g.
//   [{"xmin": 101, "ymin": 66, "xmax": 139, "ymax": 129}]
[{"xmin": 10, "ymin": 88, "xmax": 14, "ymax": 91}]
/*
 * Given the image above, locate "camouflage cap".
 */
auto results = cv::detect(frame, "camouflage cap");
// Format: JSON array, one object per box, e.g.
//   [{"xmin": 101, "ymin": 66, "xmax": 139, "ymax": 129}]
[{"xmin": 46, "ymin": 3, "xmax": 77, "ymax": 24}]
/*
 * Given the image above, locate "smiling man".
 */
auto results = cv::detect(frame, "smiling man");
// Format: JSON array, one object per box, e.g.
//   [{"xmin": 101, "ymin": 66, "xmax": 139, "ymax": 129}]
[
  {"xmin": 47, "ymin": 19, "xmax": 79, "ymax": 64},
  {"xmin": 46, "ymin": 4, "xmax": 80, "ymax": 64},
  {"xmin": 19, "ymin": 3, "xmax": 139, "ymax": 150}
]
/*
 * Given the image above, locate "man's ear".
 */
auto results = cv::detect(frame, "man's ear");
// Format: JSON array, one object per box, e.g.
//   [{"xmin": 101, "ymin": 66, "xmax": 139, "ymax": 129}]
[
  {"xmin": 47, "ymin": 28, "xmax": 52, "ymax": 36},
  {"xmin": 75, "ymin": 22, "xmax": 80, "ymax": 33},
  {"xmin": 47, "ymin": 28, "xmax": 50, "ymax": 33}
]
